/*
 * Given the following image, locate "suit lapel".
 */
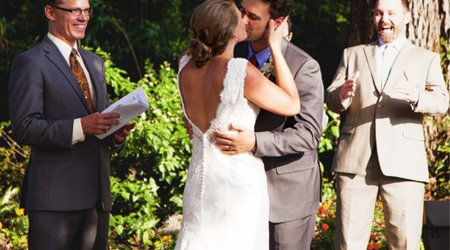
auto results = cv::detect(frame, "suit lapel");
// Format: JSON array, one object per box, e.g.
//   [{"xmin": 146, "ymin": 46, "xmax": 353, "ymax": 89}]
[
  {"xmin": 363, "ymin": 43, "xmax": 380, "ymax": 94},
  {"xmin": 383, "ymin": 41, "xmax": 415, "ymax": 91},
  {"xmin": 42, "ymin": 37, "xmax": 92, "ymax": 113},
  {"xmin": 281, "ymin": 38, "xmax": 288, "ymax": 57}
]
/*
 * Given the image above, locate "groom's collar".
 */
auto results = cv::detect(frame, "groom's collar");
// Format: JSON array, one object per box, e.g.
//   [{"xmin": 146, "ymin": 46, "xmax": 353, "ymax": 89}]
[{"xmin": 247, "ymin": 43, "xmax": 271, "ymax": 69}]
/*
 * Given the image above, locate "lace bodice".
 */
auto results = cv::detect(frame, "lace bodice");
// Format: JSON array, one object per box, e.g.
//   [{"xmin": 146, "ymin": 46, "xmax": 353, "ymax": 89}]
[{"xmin": 178, "ymin": 54, "xmax": 259, "ymax": 144}]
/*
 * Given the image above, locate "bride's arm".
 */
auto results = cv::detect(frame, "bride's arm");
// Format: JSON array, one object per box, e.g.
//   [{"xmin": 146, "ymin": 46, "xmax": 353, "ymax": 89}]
[{"xmin": 244, "ymin": 18, "xmax": 300, "ymax": 116}]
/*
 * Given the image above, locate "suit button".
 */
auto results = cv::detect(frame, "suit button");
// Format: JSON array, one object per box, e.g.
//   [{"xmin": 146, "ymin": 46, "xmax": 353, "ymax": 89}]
[{"xmin": 377, "ymin": 104, "xmax": 383, "ymax": 109}]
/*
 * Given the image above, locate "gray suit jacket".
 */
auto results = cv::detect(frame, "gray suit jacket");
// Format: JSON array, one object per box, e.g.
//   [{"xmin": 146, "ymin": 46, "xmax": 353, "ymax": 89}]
[
  {"xmin": 326, "ymin": 40, "xmax": 449, "ymax": 182},
  {"xmin": 235, "ymin": 39, "xmax": 324, "ymax": 222},
  {"xmin": 9, "ymin": 36, "xmax": 115, "ymax": 211}
]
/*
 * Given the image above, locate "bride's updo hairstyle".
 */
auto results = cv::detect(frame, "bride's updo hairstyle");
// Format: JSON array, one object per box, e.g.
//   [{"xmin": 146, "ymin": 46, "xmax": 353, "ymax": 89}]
[{"xmin": 187, "ymin": 0, "xmax": 239, "ymax": 68}]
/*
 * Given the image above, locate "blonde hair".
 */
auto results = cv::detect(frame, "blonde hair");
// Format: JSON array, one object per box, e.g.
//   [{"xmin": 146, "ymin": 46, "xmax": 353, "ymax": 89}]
[{"xmin": 187, "ymin": 0, "xmax": 238, "ymax": 68}]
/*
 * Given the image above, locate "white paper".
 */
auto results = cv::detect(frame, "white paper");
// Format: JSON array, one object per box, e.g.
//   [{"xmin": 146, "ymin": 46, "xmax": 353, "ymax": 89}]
[{"xmin": 95, "ymin": 87, "xmax": 149, "ymax": 139}]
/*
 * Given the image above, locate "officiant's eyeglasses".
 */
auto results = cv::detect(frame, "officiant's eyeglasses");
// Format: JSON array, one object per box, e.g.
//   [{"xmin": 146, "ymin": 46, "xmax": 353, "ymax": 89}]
[{"xmin": 54, "ymin": 6, "xmax": 93, "ymax": 16}]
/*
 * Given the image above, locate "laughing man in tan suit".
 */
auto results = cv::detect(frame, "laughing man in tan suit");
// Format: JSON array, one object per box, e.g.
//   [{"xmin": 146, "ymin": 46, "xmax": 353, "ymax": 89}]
[{"xmin": 326, "ymin": 0, "xmax": 449, "ymax": 249}]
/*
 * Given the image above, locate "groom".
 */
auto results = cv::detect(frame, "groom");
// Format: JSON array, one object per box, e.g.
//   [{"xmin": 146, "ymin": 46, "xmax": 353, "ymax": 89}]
[{"xmin": 214, "ymin": 0, "xmax": 324, "ymax": 249}]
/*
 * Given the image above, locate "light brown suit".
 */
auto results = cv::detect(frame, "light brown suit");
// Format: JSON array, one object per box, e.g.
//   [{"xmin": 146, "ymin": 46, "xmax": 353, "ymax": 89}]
[{"xmin": 326, "ymin": 40, "xmax": 448, "ymax": 250}]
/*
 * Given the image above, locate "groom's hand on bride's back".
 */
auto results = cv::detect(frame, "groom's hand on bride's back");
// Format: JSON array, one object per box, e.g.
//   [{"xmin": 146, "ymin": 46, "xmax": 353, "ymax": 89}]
[{"xmin": 213, "ymin": 123, "xmax": 256, "ymax": 155}]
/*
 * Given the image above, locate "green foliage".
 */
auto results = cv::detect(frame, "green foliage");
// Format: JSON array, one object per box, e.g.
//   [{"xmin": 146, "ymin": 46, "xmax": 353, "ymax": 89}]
[
  {"xmin": 0, "ymin": 0, "xmax": 46, "ymax": 76},
  {"xmin": 440, "ymin": 37, "xmax": 450, "ymax": 82},
  {"xmin": 153, "ymin": 235, "xmax": 176, "ymax": 250},
  {"xmin": 319, "ymin": 106, "xmax": 340, "ymax": 154},
  {"xmin": 319, "ymin": 106, "xmax": 340, "ymax": 179},
  {"xmin": 86, "ymin": 0, "xmax": 192, "ymax": 80},
  {"xmin": 0, "ymin": 121, "xmax": 28, "ymax": 194},
  {"xmin": 109, "ymin": 176, "xmax": 160, "ymax": 248},
  {"xmin": 425, "ymin": 115, "xmax": 450, "ymax": 200},
  {"xmin": 0, "ymin": 121, "xmax": 29, "ymax": 248},
  {"xmin": 424, "ymin": 41, "xmax": 450, "ymax": 200},
  {"xmin": 92, "ymin": 47, "xmax": 190, "ymax": 247},
  {"xmin": 290, "ymin": 0, "xmax": 351, "ymax": 84},
  {"xmin": 0, "ymin": 187, "xmax": 28, "ymax": 249}
]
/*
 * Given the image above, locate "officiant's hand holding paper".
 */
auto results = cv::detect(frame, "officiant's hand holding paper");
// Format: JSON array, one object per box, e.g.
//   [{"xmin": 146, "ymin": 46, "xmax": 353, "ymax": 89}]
[
  {"xmin": 81, "ymin": 112, "xmax": 121, "ymax": 136},
  {"xmin": 113, "ymin": 122, "xmax": 136, "ymax": 144},
  {"xmin": 96, "ymin": 87, "xmax": 149, "ymax": 139}
]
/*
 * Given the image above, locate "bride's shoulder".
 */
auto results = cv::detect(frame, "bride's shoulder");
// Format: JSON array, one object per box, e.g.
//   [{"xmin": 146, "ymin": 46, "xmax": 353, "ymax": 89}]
[
  {"xmin": 229, "ymin": 57, "xmax": 248, "ymax": 64},
  {"xmin": 227, "ymin": 57, "xmax": 248, "ymax": 71}
]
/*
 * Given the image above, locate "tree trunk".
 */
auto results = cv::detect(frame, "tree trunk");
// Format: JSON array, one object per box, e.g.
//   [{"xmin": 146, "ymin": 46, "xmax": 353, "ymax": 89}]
[
  {"xmin": 407, "ymin": 0, "xmax": 450, "ymax": 177},
  {"xmin": 348, "ymin": 0, "xmax": 376, "ymax": 46}
]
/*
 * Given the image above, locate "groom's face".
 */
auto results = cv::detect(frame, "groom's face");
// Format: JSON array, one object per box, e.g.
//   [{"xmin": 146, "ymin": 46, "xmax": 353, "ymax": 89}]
[{"xmin": 240, "ymin": 0, "xmax": 271, "ymax": 43}]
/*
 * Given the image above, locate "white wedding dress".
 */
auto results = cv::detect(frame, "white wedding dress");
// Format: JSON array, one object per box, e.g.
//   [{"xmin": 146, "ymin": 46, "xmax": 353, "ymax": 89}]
[{"xmin": 174, "ymin": 55, "xmax": 269, "ymax": 250}]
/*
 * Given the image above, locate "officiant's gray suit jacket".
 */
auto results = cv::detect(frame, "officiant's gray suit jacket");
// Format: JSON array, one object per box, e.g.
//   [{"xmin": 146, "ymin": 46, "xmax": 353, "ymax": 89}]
[
  {"xmin": 235, "ymin": 39, "xmax": 324, "ymax": 222},
  {"xmin": 9, "ymin": 36, "xmax": 116, "ymax": 212}
]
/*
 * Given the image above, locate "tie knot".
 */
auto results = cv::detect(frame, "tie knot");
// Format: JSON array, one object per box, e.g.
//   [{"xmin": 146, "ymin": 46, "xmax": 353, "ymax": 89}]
[{"xmin": 71, "ymin": 48, "xmax": 78, "ymax": 58}]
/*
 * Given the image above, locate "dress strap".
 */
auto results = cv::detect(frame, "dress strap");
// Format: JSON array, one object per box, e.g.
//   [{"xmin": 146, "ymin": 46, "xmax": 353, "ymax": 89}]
[{"xmin": 178, "ymin": 54, "xmax": 191, "ymax": 73}]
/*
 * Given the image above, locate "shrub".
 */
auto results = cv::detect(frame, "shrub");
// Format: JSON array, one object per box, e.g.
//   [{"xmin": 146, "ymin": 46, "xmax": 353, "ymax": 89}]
[
  {"xmin": 0, "ymin": 186, "xmax": 28, "ymax": 250},
  {"xmin": 94, "ymin": 47, "xmax": 190, "ymax": 248}
]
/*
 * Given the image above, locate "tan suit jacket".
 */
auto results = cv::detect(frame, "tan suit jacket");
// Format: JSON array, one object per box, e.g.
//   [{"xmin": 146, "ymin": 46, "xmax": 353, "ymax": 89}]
[{"xmin": 326, "ymin": 40, "xmax": 449, "ymax": 182}]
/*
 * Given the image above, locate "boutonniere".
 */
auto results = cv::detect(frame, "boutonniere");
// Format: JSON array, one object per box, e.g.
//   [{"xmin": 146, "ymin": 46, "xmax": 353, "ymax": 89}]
[{"xmin": 259, "ymin": 55, "xmax": 274, "ymax": 79}]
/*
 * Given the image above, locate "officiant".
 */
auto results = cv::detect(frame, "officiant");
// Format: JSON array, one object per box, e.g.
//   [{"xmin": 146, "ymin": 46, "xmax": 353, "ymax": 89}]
[{"xmin": 7, "ymin": 0, "xmax": 135, "ymax": 249}]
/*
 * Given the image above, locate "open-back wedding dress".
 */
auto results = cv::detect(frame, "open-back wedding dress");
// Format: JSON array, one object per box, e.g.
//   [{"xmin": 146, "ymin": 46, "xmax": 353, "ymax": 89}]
[{"xmin": 174, "ymin": 55, "xmax": 269, "ymax": 250}]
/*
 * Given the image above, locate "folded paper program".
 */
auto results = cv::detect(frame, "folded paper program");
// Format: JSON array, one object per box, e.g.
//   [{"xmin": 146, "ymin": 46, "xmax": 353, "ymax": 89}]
[{"xmin": 95, "ymin": 87, "xmax": 149, "ymax": 139}]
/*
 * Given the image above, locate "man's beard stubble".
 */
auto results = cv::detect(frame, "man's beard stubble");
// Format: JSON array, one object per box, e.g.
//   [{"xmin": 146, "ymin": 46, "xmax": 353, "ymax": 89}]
[
  {"xmin": 245, "ymin": 27, "xmax": 269, "ymax": 43},
  {"xmin": 377, "ymin": 20, "xmax": 406, "ymax": 43}
]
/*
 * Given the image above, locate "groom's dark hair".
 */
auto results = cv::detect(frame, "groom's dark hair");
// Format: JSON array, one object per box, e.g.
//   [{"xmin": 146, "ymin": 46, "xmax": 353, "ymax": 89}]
[{"xmin": 261, "ymin": 0, "xmax": 293, "ymax": 19}]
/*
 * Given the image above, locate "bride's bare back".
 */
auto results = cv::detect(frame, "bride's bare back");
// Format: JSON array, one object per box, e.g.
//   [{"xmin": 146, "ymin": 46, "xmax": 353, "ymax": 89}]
[{"xmin": 178, "ymin": 56, "xmax": 230, "ymax": 133}]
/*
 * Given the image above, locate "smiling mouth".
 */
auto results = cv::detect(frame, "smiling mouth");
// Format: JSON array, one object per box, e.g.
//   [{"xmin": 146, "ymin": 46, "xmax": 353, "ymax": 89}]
[{"xmin": 379, "ymin": 23, "xmax": 393, "ymax": 33}]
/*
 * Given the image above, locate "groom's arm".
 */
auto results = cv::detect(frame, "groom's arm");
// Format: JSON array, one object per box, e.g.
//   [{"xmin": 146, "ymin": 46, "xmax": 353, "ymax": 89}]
[
  {"xmin": 254, "ymin": 57, "xmax": 324, "ymax": 157},
  {"xmin": 214, "ymin": 56, "xmax": 324, "ymax": 156}
]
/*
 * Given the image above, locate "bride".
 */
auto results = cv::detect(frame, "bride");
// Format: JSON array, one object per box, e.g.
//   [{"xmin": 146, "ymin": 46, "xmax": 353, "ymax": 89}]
[{"xmin": 175, "ymin": 0, "xmax": 300, "ymax": 249}]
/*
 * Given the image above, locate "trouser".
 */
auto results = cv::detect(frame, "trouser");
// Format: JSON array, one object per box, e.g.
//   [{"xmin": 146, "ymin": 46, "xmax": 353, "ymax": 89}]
[
  {"xmin": 335, "ymin": 150, "xmax": 425, "ymax": 250},
  {"xmin": 28, "ymin": 205, "xmax": 109, "ymax": 250}
]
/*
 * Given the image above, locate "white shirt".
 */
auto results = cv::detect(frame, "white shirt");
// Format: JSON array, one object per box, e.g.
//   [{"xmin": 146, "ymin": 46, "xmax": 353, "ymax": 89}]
[
  {"xmin": 341, "ymin": 36, "xmax": 407, "ymax": 109},
  {"xmin": 377, "ymin": 36, "xmax": 406, "ymax": 88}
]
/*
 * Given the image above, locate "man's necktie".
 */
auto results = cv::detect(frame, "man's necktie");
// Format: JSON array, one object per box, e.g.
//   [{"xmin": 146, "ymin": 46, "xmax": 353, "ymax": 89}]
[
  {"xmin": 70, "ymin": 48, "xmax": 94, "ymax": 113},
  {"xmin": 249, "ymin": 54, "xmax": 259, "ymax": 68},
  {"xmin": 381, "ymin": 45, "xmax": 396, "ymax": 87}
]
